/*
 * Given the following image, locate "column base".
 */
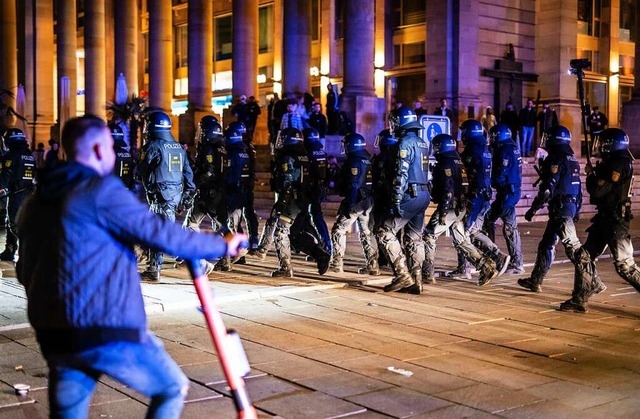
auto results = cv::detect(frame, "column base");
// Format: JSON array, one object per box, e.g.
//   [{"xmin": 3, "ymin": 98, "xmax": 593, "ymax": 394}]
[
  {"xmin": 179, "ymin": 109, "xmax": 217, "ymax": 147},
  {"xmin": 622, "ymin": 97, "xmax": 640, "ymax": 158},
  {"xmin": 340, "ymin": 95, "xmax": 385, "ymax": 151}
]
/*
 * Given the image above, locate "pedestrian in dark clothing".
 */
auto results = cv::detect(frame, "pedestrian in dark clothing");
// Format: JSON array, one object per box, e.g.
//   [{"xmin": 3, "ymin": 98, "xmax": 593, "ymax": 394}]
[
  {"xmin": 518, "ymin": 98, "xmax": 537, "ymax": 157},
  {"xmin": 433, "ymin": 98, "xmax": 454, "ymax": 121},
  {"xmin": 326, "ymin": 83, "xmax": 339, "ymax": 134},
  {"xmin": 537, "ymin": 101, "xmax": 558, "ymax": 133},
  {"xmin": 246, "ymin": 96, "xmax": 261, "ymax": 142},
  {"xmin": 268, "ymin": 93, "xmax": 280, "ymax": 143},
  {"xmin": 231, "ymin": 95, "xmax": 252, "ymax": 137},
  {"xmin": 308, "ymin": 102, "xmax": 328, "ymax": 141},
  {"xmin": 45, "ymin": 139, "xmax": 61, "ymax": 169},
  {"xmin": 16, "ymin": 115, "xmax": 246, "ymax": 419},
  {"xmin": 587, "ymin": 106, "xmax": 608, "ymax": 144},
  {"xmin": 499, "ymin": 102, "xmax": 519, "ymax": 148},
  {"xmin": 414, "ymin": 101, "xmax": 427, "ymax": 116}
]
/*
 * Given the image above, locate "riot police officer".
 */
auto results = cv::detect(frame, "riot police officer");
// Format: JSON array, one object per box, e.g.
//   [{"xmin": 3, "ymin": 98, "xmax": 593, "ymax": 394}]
[
  {"xmin": 372, "ymin": 129, "xmax": 398, "ymax": 267},
  {"xmin": 271, "ymin": 128, "xmax": 330, "ymax": 277},
  {"xmin": 518, "ymin": 126, "xmax": 583, "ymax": 292},
  {"xmin": 423, "ymin": 134, "xmax": 499, "ymax": 286},
  {"xmin": 449, "ymin": 120, "xmax": 510, "ymax": 278},
  {"xmin": 303, "ymin": 127, "xmax": 331, "ymax": 252},
  {"xmin": 560, "ymin": 128, "xmax": 638, "ymax": 312},
  {"xmin": 0, "ymin": 129, "xmax": 36, "ymax": 261},
  {"xmin": 224, "ymin": 122, "xmax": 260, "ymax": 255},
  {"xmin": 377, "ymin": 107, "xmax": 430, "ymax": 293},
  {"xmin": 329, "ymin": 132, "xmax": 379, "ymax": 275},
  {"xmin": 109, "ymin": 123, "xmax": 135, "ymax": 190},
  {"xmin": 138, "ymin": 111, "xmax": 196, "ymax": 280},
  {"xmin": 483, "ymin": 124, "xmax": 525, "ymax": 274},
  {"xmin": 185, "ymin": 116, "xmax": 228, "ymax": 233}
]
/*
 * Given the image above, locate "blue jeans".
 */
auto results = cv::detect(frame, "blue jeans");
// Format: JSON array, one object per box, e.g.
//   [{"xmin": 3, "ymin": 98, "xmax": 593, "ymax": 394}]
[
  {"xmin": 520, "ymin": 126, "xmax": 534, "ymax": 156},
  {"xmin": 46, "ymin": 333, "xmax": 188, "ymax": 419}
]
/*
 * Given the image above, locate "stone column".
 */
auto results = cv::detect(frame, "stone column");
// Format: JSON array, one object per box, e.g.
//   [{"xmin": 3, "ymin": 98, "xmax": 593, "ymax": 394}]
[
  {"xmin": 282, "ymin": 0, "xmax": 310, "ymax": 95},
  {"xmin": 600, "ymin": 0, "xmax": 621, "ymax": 126},
  {"xmin": 232, "ymin": 0, "xmax": 258, "ymax": 99},
  {"xmin": 114, "ymin": 0, "xmax": 139, "ymax": 95},
  {"xmin": 23, "ymin": 0, "xmax": 55, "ymax": 142},
  {"xmin": 148, "ymin": 0, "xmax": 173, "ymax": 112},
  {"xmin": 622, "ymin": 0, "xmax": 640, "ymax": 154},
  {"xmin": 341, "ymin": 0, "xmax": 383, "ymax": 144},
  {"xmin": 535, "ymin": 0, "xmax": 581, "ymax": 152},
  {"xmin": 56, "ymin": 0, "xmax": 77, "ymax": 120},
  {"xmin": 84, "ymin": 0, "xmax": 107, "ymax": 117},
  {"xmin": 180, "ymin": 0, "xmax": 214, "ymax": 144},
  {"xmin": 105, "ymin": 0, "xmax": 115, "ymax": 102},
  {"xmin": 426, "ymin": 0, "xmax": 481, "ymax": 128},
  {"xmin": 0, "ymin": 0, "xmax": 18, "ymax": 115}
]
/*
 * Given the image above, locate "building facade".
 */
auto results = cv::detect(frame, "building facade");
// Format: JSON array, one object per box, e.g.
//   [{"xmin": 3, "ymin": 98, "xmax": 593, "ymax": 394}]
[{"xmin": 0, "ymin": 0, "xmax": 638, "ymax": 154}]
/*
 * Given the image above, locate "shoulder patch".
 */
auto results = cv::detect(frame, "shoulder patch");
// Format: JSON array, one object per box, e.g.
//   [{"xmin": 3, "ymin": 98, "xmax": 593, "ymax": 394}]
[
  {"xmin": 444, "ymin": 168, "xmax": 452, "ymax": 177},
  {"xmin": 551, "ymin": 165, "xmax": 559, "ymax": 174},
  {"xmin": 400, "ymin": 150, "xmax": 408, "ymax": 159},
  {"xmin": 351, "ymin": 167, "xmax": 359, "ymax": 176},
  {"xmin": 4, "ymin": 160, "xmax": 11, "ymax": 168},
  {"xmin": 206, "ymin": 155, "xmax": 213, "ymax": 163},
  {"xmin": 281, "ymin": 163, "xmax": 288, "ymax": 172},
  {"xmin": 502, "ymin": 159, "xmax": 509, "ymax": 167},
  {"xmin": 612, "ymin": 171, "xmax": 621, "ymax": 182}
]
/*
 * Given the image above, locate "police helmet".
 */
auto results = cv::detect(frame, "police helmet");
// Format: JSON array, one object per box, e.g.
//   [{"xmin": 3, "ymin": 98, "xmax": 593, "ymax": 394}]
[
  {"xmin": 3, "ymin": 128, "xmax": 26, "ymax": 145},
  {"xmin": 488, "ymin": 124, "xmax": 512, "ymax": 145},
  {"xmin": 459, "ymin": 119, "xmax": 485, "ymax": 146},
  {"xmin": 389, "ymin": 106, "xmax": 423, "ymax": 134},
  {"xmin": 540, "ymin": 125, "xmax": 571, "ymax": 149},
  {"xmin": 199, "ymin": 117, "xmax": 223, "ymax": 144},
  {"xmin": 302, "ymin": 127, "xmax": 321, "ymax": 148},
  {"xmin": 279, "ymin": 127, "xmax": 304, "ymax": 148},
  {"xmin": 227, "ymin": 121, "xmax": 246, "ymax": 136},
  {"xmin": 108, "ymin": 123, "xmax": 126, "ymax": 147},
  {"xmin": 144, "ymin": 111, "xmax": 172, "ymax": 136},
  {"xmin": 374, "ymin": 129, "xmax": 397, "ymax": 148},
  {"xmin": 224, "ymin": 123, "xmax": 245, "ymax": 146},
  {"xmin": 596, "ymin": 128, "xmax": 630, "ymax": 156},
  {"xmin": 431, "ymin": 134, "xmax": 457, "ymax": 156},
  {"xmin": 342, "ymin": 132, "xmax": 367, "ymax": 154}
]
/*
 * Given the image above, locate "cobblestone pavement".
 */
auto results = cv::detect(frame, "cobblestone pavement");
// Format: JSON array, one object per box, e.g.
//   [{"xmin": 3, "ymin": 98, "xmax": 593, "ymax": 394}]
[{"xmin": 1, "ymin": 219, "xmax": 640, "ymax": 418}]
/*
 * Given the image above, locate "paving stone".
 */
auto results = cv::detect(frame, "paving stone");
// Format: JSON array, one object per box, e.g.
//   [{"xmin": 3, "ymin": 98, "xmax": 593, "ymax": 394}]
[
  {"xmin": 408, "ymin": 354, "xmax": 497, "ymax": 377},
  {"xmin": 369, "ymin": 341, "xmax": 449, "ymax": 361},
  {"xmin": 0, "ymin": 389, "xmax": 46, "ymax": 419},
  {"xmin": 350, "ymin": 322, "xmax": 471, "ymax": 348},
  {"xmin": 296, "ymin": 371, "xmax": 395, "ymax": 398},
  {"xmin": 85, "ymin": 397, "xmax": 149, "ymax": 417},
  {"xmin": 0, "ymin": 367, "xmax": 49, "ymax": 391},
  {"xmin": 464, "ymin": 365, "xmax": 556, "ymax": 390},
  {"xmin": 435, "ymin": 383, "xmax": 543, "ymax": 414},
  {"xmin": 243, "ymin": 340, "xmax": 303, "ymax": 365},
  {"xmin": 240, "ymin": 323, "xmax": 330, "ymax": 351},
  {"xmin": 411, "ymin": 404, "xmax": 500, "ymax": 418},
  {"xmin": 209, "ymin": 374, "xmax": 306, "ymax": 403},
  {"xmin": 180, "ymin": 362, "xmax": 265, "ymax": 386},
  {"xmin": 523, "ymin": 380, "xmax": 626, "ymax": 409},
  {"xmin": 173, "ymin": 394, "xmax": 241, "ymax": 419},
  {"xmin": 253, "ymin": 354, "xmax": 343, "ymax": 382},
  {"xmin": 160, "ymin": 340, "xmax": 219, "ymax": 366},
  {"xmin": 334, "ymin": 355, "xmax": 477, "ymax": 394},
  {"xmin": 252, "ymin": 313, "xmax": 357, "ymax": 339},
  {"xmin": 292, "ymin": 344, "xmax": 372, "ymax": 364},
  {"xmin": 500, "ymin": 399, "xmax": 600, "ymax": 419},
  {"xmin": 256, "ymin": 391, "xmax": 366, "ymax": 418},
  {"xmin": 583, "ymin": 396, "xmax": 640, "ymax": 418},
  {"xmin": 346, "ymin": 387, "xmax": 451, "ymax": 418},
  {"xmin": 0, "ymin": 351, "xmax": 47, "ymax": 374}
]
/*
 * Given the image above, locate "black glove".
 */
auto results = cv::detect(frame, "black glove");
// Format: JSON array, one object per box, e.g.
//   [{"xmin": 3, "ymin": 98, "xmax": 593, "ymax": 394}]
[
  {"xmin": 524, "ymin": 208, "xmax": 536, "ymax": 222},
  {"xmin": 392, "ymin": 201, "xmax": 403, "ymax": 218},
  {"xmin": 181, "ymin": 193, "xmax": 195, "ymax": 212}
]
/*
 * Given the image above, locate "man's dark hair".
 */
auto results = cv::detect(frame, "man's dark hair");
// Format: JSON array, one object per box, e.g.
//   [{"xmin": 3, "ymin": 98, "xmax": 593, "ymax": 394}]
[
  {"xmin": 61, "ymin": 115, "xmax": 107, "ymax": 160},
  {"xmin": 542, "ymin": 101, "xmax": 550, "ymax": 106}
]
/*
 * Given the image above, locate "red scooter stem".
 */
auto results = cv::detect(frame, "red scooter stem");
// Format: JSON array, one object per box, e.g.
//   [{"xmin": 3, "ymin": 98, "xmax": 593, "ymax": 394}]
[{"xmin": 188, "ymin": 260, "xmax": 258, "ymax": 419}]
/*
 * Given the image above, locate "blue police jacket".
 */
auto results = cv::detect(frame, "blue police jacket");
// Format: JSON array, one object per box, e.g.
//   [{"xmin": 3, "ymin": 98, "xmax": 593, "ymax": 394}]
[
  {"xmin": 339, "ymin": 149, "xmax": 372, "ymax": 208},
  {"xmin": 491, "ymin": 142, "xmax": 522, "ymax": 191},
  {"xmin": 393, "ymin": 131, "xmax": 429, "ymax": 202},
  {"xmin": 461, "ymin": 143, "xmax": 492, "ymax": 195}
]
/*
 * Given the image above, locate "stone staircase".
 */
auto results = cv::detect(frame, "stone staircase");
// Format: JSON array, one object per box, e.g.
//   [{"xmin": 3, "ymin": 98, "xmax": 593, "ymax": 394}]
[{"xmin": 252, "ymin": 144, "xmax": 640, "ymax": 222}]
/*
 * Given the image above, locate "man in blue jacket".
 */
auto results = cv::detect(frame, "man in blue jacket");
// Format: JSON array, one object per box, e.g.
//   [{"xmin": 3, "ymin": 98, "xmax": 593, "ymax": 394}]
[{"xmin": 17, "ymin": 115, "xmax": 246, "ymax": 419}]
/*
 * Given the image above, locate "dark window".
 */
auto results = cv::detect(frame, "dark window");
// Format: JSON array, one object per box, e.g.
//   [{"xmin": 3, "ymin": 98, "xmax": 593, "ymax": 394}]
[
  {"xmin": 215, "ymin": 15, "xmax": 233, "ymax": 61},
  {"xmin": 391, "ymin": 0, "xmax": 426, "ymax": 28},
  {"xmin": 311, "ymin": 0, "xmax": 320, "ymax": 41},
  {"xmin": 393, "ymin": 42, "xmax": 425, "ymax": 67},
  {"xmin": 259, "ymin": 5, "xmax": 274, "ymax": 53},
  {"xmin": 174, "ymin": 24, "xmax": 188, "ymax": 68},
  {"xmin": 620, "ymin": 0, "xmax": 637, "ymax": 42},
  {"xmin": 335, "ymin": 0, "xmax": 345, "ymax": 39}
]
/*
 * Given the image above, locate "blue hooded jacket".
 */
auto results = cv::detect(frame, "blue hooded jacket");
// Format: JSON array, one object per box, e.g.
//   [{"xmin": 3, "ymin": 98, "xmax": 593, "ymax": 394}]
[{"xmin": 17, "ymin": 162, "xmax": 228, "ymax": 355}]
